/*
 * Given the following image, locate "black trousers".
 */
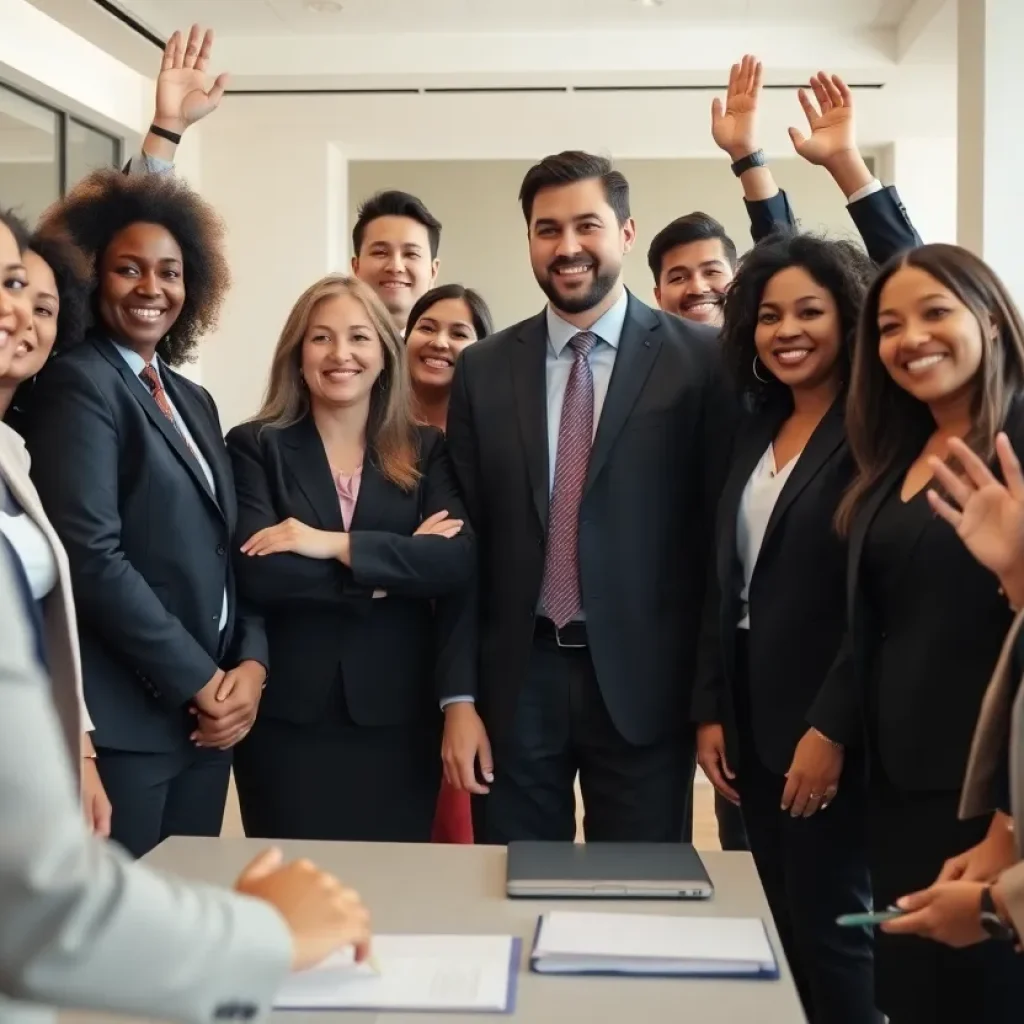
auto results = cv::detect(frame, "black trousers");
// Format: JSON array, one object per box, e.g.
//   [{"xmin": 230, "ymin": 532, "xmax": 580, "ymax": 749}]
[
  {"xmin": 233, "ymin": 687, "xmax": 441, "ymax": 843},
  {"xmin": 95, "ymin": 744, "xmax": 231, "ymax": 859},
  {"xmin": 473, "ymin": 632, "xmax": 691, "ymax": 844},
  {"xmin": 733, "ymin": 632, "xmax": 880, "ymax": 1024},
  {"xmin": 868, "ymin": 773, "xmax": 1024, "ymax": 1024},
  {"xmin": 715, "ymin": 791, "xmax": 749, "ymax": 851}
]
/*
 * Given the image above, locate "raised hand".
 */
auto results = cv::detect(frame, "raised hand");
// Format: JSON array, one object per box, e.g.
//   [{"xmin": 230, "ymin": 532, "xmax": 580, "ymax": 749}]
[
  {"xmin": 788, "ymin": 71, "xmax": 857, "ymax": 167},
  {"xmin": 927, "ymin": 433, "xmax": 1024, "ymax": 605},
  {"xmin": 154, "ymin": 24, "xmax": 229, "ymax": 135},
  {"xmin": 711, "ymin": 55, "xmax": 763, "ymax": 161}
]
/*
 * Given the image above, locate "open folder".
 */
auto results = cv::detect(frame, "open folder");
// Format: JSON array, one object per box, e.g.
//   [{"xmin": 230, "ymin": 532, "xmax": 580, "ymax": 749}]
[
  {"xmin": 530, "ymin": 911, "xmax": 779, "ymax": 979},
  {"xmin": 275, "ymin": 934, "xmax": 521, "ymax": 1013}
]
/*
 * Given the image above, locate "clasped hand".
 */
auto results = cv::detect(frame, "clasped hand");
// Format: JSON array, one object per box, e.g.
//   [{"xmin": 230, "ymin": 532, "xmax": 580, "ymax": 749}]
[{"xmin": 191, "ymin": 660, "xmax": 266, "ymax": 749}]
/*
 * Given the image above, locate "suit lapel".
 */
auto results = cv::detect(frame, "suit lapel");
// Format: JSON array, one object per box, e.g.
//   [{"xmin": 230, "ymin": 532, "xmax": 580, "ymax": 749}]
[
  {"xmin": 759, "ymin": 398, "xmax": 845, "ymax": 559},
  {"xmin": 94, "ymin": 338, "xmax": 219, "ymax": 515},
  {"xmin": 282, "ymin": 416, "xmax": 346, "ymax": 532},
  {"xmin": 509, "ymin": 313, "xmax": 551, "ymax": 532},
  {"xmin": 584, "ymin": 297, "xmax": 660, "ymax": 493},
  {"xmin": 846, "ymin": 462, "xmax": 903, "ymax": 616},
  {"xmin": 160, "ymin": 367, "xmax": 226, "ymax": 519}
]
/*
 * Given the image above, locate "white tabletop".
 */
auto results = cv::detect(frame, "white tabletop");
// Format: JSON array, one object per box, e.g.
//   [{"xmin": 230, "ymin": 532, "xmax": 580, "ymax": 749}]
[{"xmin": 63, "ymin": 838, "xmax": 807, "ymax": 1024}]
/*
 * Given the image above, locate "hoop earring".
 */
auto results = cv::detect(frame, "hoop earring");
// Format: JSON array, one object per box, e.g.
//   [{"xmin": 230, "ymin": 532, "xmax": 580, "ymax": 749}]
[{"xmin": 752, "ymin": 354, "xmax": 773, "ymax": 384}]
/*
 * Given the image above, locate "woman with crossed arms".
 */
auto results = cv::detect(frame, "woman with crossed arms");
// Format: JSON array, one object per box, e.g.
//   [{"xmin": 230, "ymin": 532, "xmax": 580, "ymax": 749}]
[{"xmin": 227, "ymin": 275, "xmax": 475, "ymax": 843}]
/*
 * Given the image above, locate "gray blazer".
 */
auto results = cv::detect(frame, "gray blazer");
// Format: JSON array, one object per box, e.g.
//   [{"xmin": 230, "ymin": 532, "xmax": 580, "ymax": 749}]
[
  {"xmin": 0, "ymin": 536, "xmax": 292, "ymax": 1023},
  {"xmin": 960, "ymin": 607, "xmax": 1024, "ymax": 937},
  {"xmin": 0, "ymin": 421, "xmax": 91, "ymax": 766}
]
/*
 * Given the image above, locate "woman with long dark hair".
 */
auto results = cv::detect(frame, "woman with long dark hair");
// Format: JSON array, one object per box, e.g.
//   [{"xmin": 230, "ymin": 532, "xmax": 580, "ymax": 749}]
[{"xmin": 834, "ymin": 242, "xmax": 1024, "ymax": 1023}]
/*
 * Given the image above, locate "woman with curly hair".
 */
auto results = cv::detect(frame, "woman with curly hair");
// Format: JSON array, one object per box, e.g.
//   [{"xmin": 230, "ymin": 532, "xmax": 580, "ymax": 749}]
[
  {"xmin": 20, "ymin": 169, "xmax": 268, "ymax": 859},
  {"xmin": 692, "ymin": 230, "xmax": 886, "ymax": 1024}
]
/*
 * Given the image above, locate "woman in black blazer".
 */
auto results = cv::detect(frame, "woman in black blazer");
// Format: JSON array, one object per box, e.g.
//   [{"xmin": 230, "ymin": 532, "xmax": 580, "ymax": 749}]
[
  {"xmin": 21, "ymin": 170, "xmax": 268, "ymax": 859},
  {"xmin": 694, "ymin": 232, "xmax": 880, "ymax": 1024},
  {"xmin": 227, "ymin": 274, "xmax": 474, "ymax": 843},
  {"xmin": 831, "ymin": 244, "xmax": 1024, "ymax": 1024}
]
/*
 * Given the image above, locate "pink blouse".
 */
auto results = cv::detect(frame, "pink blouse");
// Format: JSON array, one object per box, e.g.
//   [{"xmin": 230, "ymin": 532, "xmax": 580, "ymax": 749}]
[{"xmin": 334, "ymin": 464, "xmax": 363, "ymax": 530}]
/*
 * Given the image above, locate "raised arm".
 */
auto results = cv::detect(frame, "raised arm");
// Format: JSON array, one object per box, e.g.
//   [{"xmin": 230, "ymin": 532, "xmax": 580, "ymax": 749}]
[
  {"xmin": 126, "ymin": 24, "xmax": 228, "ymax": 176},
  {"xmin": 789, "ymin": 72, "xmax": 921, "ymax": 263},
  {"xmin": 712, "ymin": 55, "xmax": 797, "ymax": 243}
]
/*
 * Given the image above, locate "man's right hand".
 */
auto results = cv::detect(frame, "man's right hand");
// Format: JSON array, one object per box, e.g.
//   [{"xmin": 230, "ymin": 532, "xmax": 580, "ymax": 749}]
[
  {"xmin": 442, "ymin": 702, "xmax": 494, "ymax": 794},
  {"xmin": 696, "ymin": 723, "xmax": 740, "ymax": 805},
  {"xmin": 235, "ymin": 848, "xmax": 372, "ymax": 971}
]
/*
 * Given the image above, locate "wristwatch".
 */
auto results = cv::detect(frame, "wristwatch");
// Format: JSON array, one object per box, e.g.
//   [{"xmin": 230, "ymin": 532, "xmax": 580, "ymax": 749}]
[
  {"xmin": 980, "ymin": 886, "xmax": 1017, "ymax": 942},
  {"xmin": 731, "ymin": 149, "xmax": 766, "ymax": 177}
]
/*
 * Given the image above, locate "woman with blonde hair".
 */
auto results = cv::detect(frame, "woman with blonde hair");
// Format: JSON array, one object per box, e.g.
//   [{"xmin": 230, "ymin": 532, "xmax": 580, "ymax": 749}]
[{"xmin": 227, "ymin": 274, "xmax": 475, "ymax": 842}]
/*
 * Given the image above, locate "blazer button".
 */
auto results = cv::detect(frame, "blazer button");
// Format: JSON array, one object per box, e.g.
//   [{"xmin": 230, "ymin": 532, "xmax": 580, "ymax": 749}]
[{"xmin": 216, "ymin": 544, "xmax": 226, "ymax": 556}]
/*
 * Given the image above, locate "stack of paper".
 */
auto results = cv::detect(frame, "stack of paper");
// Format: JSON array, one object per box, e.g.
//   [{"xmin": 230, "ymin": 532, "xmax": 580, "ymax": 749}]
[
  {"xmin": 275, "ymin": 934, "xmax": 521, "ymax": 1013},
  {"xmin": 530, "ymin": 911, "xmax": 778, "ymax": 978}
]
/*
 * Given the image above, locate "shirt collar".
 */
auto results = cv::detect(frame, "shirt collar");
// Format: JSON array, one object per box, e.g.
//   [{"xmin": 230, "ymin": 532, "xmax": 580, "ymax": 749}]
[
  {"xmin": 545, "ymin": 288, "xmax": 629, "ymax": 358},
  {"xmin": 110, "ymin": 340, "xmax": 156, "ymax": 379}
]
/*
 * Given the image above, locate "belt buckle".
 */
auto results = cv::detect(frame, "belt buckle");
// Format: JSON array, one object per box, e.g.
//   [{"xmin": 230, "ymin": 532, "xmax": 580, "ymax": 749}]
[{"xmin": 553, "ymin": 622, "xmax": 585, "ymax": 650}]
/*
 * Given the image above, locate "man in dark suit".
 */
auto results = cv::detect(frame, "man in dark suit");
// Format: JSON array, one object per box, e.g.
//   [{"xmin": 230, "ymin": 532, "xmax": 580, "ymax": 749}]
[{"xmin": 442, "ymin": 151, "xmax": 733, "ymax": 844}]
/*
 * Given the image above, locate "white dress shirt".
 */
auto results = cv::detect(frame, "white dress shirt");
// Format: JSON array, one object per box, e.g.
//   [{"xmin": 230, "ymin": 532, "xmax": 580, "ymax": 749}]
[
  {"xmin": 0, "ymin": 502, "xmax": 57, "ymax": 600},
  {"xmin": 112, "ymin": 343, "xmax": 228, "ymax": 632},
  {"xmin": 736, "ymin": 444, "xmax": 801, "ymax": 629}
]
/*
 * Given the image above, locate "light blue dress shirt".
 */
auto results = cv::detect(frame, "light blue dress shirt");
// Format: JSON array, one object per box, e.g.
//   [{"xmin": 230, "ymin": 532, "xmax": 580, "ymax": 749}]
[
  {"xmin": 112, "ymin": 343, "xmax": 228, "ymax": 633},
  {"xmin": 442, "ymin": 289, "xmax": 629, "ymax": 709}
]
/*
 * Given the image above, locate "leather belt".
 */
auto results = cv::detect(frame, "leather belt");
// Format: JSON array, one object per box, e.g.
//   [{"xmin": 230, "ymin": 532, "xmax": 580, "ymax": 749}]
[{"xmin": 535, "ymin": 616, "xmax": 588, "ymax": 649}]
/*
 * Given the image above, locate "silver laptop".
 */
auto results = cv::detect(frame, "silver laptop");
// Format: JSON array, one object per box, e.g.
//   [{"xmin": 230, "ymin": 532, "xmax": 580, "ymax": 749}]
[{"xmin": 506, "ymin": 841, "xmax": 714, "ymax": 899}]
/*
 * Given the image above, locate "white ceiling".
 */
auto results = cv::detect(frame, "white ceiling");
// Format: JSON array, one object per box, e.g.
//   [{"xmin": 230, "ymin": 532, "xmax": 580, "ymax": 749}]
[{"xmin": 111, "ymin": 0, "xmax": 918, "ymax": 37}]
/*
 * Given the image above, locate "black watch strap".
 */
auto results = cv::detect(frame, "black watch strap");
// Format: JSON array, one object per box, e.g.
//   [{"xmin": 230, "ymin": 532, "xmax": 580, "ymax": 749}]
[
  {"xmin": 981, "ymin": 886, "xmax": 1017, "ymax": 942},
  {"xmin": 149, "ymin": 123, "xmax": 182, "ymax": 145},
  {"xmin": 731, "ymin": 149, "xmax": 766, "ymax": 177}
]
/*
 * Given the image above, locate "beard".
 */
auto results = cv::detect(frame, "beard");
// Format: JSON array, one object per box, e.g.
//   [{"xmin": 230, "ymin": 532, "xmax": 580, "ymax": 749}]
[{"xmin": 536, "ymin": 256, "xmax": 621, "ymax": 315}]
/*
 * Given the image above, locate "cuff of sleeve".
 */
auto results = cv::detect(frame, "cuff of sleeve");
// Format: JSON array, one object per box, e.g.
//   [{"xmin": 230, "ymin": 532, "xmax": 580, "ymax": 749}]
[
  {"xmin": 846, "ymin": 178, "xmax": 884, "ymax": 205},
  {"xmin": 441, "ymin": 696, "xmax": 475, "ymax": 710},
  {"xmin": 129, "ymin": 152, "xmax": 175, "ymax": 175}
]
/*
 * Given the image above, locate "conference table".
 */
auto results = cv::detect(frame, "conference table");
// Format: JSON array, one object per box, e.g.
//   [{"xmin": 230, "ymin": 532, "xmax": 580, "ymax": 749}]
[{"xmin": 64, "ymin": 838, "xmax": 807, "ymax": 1024}]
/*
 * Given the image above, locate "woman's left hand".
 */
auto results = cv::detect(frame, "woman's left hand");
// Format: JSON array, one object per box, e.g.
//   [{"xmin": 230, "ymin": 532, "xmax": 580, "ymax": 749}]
[
  {"xmin": 241, "ymin": 519, "xmax": 347, "ymax": 560},
  {"xmin": 882, "ymin": 882, "xmax": 988, "ymax": 948},
  {"xmin": 781, "ymin": 728, "xmax": 844, "ymax": 817}
]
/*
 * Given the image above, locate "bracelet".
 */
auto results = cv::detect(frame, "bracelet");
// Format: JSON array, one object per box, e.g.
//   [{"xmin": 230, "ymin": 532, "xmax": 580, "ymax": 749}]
[
  {"xmin": 149, "ymin": 123, "xmax": 182, "ymax": 145},
  {"xmin": 83, "ymin": 753, "xmax": 97, "ymax": 760},
  {"xmin": 811, "ymin": 727, "xmax": 844, "ymax": 750}
]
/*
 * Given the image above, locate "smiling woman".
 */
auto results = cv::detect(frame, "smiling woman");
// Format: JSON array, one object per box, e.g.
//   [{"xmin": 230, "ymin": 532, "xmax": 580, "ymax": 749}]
[{"xmin": 19, "ymin": 170, "xmax": 269, "ymax": 861}]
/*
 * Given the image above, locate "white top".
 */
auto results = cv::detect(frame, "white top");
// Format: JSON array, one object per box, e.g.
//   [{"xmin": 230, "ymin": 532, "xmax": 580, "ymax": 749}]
[
  {"xmin": 0, "ymin": 504, "xmax": 58, "ymax": 599},
  {"xmin": 736, "ymin": 444, "xmax": 800, "ymax": 629}
]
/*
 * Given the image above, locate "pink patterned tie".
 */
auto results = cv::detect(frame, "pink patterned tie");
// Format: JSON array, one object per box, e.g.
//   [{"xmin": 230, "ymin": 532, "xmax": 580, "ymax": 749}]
[
  {"xmin": 139, "ymin": 364, "xmax": 197, "ymax": 460},
  {"xmin": 540, "ymin": 331, "xmax": 597, "ymax": 628}
]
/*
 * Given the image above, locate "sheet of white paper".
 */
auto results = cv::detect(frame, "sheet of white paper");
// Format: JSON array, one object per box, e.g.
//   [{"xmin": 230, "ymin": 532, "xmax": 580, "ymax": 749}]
[
  {"xmin": 275, "ymin": 934, "xmax": 517, "ymax": 1011},
  {"xmin": 536, "ymin": 911, "xmax": 774, "ymax": 969}
]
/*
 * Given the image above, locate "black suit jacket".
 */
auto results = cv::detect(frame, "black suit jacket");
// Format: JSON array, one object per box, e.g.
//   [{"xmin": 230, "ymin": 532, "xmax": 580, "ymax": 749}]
[
  {"xmin": 22, "ymin": 334, "xmax": 266, "ymax": 753},
  {"xmin": 226, "ymin": 418, "xmax": 474, "ymax": 727},
  {"xmin": 747, "ymin": 184, "xmax": 921, "ymax": 262},
  {"xmin": 445, "ymin": 292, "xmax": 734, "ymax": 747},
  {"xmin": 692, "ymin": 399, "xmax": 858, "ymax": 774},
  {"xmin": 823, "ymin": 405, "xmax": 1024, "ymax": 792}
]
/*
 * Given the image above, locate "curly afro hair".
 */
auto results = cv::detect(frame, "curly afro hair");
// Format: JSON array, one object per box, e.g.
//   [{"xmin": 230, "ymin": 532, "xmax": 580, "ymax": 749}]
[
  {"xmin": 37, "ymin": 168, "xmax": 230, "ymax": 366},
  {"xmin": 26, "ymin": 230, "xmax": 91, "ymax": 355},
  {"xmin": 720, "ymin": 228, "xmax": 876, "ymax": 411}
]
